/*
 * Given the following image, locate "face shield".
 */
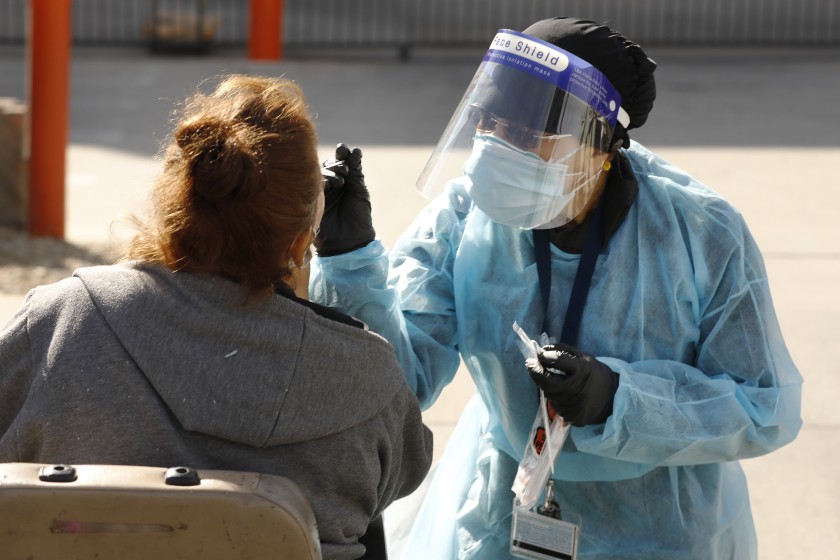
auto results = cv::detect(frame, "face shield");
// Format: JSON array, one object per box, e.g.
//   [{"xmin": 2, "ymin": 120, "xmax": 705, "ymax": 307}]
[{"xmin": 417, "ymin": 29, "xmax": 629, "ymax": 229}]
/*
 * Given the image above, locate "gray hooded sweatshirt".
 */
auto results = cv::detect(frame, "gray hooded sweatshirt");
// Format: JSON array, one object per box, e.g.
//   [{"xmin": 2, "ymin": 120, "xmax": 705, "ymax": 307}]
[{"xmin": 0, "ymin": 262, "xmax": 432, "ymax": 560}]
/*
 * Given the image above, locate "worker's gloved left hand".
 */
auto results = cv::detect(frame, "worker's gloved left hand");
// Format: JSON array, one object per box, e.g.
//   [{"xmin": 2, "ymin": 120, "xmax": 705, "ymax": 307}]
[
  {"xmin": 314, "ymin": 143, "xmax": 376, "ymax": 257},
  {"xmin": 526, "ymin": 342, "xmax": 619, "ymax": 427}
]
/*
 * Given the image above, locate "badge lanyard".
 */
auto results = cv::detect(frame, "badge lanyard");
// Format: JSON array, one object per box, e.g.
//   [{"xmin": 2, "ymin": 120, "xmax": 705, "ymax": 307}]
[
  {"xmin": 533, "ymin": 200, "xmax": 605, "ymax": 346},
  {"xmin": 511, "ymin": 204, "xmax": 605, "ymax": 560}
]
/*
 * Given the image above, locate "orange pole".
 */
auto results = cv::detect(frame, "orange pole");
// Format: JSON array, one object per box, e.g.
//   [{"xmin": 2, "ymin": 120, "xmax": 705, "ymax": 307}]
[
  {"xmin": 27, "ymin": 0, "xmax": 71, "ymax": 238},
  {"xmin": 249, "ymin": 0, "xmax": 283, "ymax": 60}
]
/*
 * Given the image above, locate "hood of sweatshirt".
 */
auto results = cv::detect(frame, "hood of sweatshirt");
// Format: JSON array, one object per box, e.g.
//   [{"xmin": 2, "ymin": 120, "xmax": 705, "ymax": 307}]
[{"xmin": 74, "ymin": 263, "xmax": 405, "ymax": 448}]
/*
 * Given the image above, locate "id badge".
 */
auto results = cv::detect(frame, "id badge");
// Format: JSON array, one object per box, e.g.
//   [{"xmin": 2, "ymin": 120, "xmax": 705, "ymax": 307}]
[{"xmin": 510, "ymin": 505, "xmax": 579, "ymax": 560}]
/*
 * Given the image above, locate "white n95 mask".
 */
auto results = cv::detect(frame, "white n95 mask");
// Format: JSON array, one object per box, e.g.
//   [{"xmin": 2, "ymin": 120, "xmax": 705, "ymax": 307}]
[{"xmin": 463, "ymin": 134, "xmax": 593, "ymax": 230}]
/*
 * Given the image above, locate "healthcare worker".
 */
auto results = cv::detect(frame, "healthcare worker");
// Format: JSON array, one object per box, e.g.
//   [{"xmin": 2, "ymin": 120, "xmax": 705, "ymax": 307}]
[{"xmin": 311, "ymin": 17, "xmax": 803, "ymax": 559}]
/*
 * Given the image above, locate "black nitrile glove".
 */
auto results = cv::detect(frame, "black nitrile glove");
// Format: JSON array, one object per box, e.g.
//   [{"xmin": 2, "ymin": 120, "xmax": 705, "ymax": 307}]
[
  {"xmin": 320, "ymin": 144, "xmax": 349, "ymax": 191},
  {"xmin": 526, "ymin": 342, "xmax": 619, "ymax": 427},
  {"xmin": 314, "ymin": 143, "xmax": 376, "ymax": 257}
]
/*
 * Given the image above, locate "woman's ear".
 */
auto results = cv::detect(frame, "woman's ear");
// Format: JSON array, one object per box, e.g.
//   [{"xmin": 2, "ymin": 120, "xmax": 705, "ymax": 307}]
[
  {"xmin": 286, "ymin": 229, "xmax": 314, "ymax": 299},
  {"xmin": 288, "ymin": 229, "xmax": 312, "ymax": 269}
]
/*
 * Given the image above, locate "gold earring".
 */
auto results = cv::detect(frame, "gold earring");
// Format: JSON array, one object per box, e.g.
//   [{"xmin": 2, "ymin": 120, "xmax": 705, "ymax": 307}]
[{"xmin": 603, "ymin": 160, "xmax": 612, "ymax": 172}]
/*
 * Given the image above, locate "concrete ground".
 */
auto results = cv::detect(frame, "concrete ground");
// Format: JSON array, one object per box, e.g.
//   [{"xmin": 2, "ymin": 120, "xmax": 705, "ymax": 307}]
[{"xmin": 1, "ymin": 44, "xmax": 838, "ymax": 558}]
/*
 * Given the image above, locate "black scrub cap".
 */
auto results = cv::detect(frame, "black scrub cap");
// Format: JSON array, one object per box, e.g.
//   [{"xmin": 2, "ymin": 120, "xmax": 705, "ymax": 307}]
[{"xmin": 522, "ymin": 17, "xmax": 657, "ymax": 148}]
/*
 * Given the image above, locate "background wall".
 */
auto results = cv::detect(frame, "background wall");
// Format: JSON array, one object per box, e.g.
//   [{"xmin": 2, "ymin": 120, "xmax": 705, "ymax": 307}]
[{"xmin": 1, "ymin": 0, "xmax": 839, "ymax": 53}]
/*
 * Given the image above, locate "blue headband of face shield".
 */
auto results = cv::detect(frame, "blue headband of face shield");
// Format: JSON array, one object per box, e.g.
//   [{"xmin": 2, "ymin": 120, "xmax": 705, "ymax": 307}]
[{"xmin": 483, "ymin": 29, "xmax": 629, "ymax": 130}]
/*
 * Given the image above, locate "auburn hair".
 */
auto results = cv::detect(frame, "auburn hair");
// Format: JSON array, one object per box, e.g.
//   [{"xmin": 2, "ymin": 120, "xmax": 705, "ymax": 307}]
[{"xmin": 124, "ymin": 74, "xmax": 322, "ymax": 297}]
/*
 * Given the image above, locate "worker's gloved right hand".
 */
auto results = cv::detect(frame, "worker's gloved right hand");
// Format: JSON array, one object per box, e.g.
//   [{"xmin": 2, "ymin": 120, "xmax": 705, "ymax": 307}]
[
  {"xmin": 526, "ymin": 342, "xmax": 619, "ymax": 428},
  {"xmin": 314, "ymin": 143, "xmax": 376, "ymax": 257}
]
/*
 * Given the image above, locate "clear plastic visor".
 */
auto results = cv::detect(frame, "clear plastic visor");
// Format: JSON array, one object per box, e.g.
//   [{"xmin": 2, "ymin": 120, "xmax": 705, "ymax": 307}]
[{"xmin": 416, "ymin": 56, "xmax": 617, "ymax": 203}]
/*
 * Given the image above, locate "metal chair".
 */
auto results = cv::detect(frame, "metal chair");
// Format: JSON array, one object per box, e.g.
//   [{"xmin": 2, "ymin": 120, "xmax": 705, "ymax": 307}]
[{"xmin": 0, "ymin": 463, "xmax": 321, "ymax": 559}]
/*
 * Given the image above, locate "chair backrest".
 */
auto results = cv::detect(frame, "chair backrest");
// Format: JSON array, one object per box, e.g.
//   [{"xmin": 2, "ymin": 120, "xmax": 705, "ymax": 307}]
[{"xmin": 0, "ymin": 463, "xmax": 322, "ymax": 559}]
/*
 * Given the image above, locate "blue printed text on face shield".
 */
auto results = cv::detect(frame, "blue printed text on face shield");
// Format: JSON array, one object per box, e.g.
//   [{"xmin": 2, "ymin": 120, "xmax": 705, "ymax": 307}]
[
  {"xmin": 491, "ymin": 34, "xmax": 566, "ymax": 69},
  {"xmin": 485, "ymin": 51, "xmax": 555, "ymax": 79}
]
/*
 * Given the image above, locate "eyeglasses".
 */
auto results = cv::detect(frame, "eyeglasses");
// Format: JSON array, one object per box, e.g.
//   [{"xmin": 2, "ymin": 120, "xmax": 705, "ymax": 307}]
[
  {"xmin": 467, "ymin": 104, "xmax": 572, "ymax": 151},
  {"xmin": 467, "ymin": 104, "xmax": 616, "ymax": 156}
]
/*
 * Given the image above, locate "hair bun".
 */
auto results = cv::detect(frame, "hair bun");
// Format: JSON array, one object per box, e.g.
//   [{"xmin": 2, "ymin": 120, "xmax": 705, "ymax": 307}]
[
  {"xmin": 175, "ymin": 117, "xmax": 227, "ymax": 151},
  {"xmin": 175, "ymin": 118, "xmax": 263, "ymax": 202}
]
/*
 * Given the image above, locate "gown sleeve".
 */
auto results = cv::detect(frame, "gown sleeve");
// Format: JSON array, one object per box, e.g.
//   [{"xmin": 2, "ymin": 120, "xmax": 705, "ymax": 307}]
[{"xmin": 572, "ymin": 203, "xmax": 803, "ymax": 466}]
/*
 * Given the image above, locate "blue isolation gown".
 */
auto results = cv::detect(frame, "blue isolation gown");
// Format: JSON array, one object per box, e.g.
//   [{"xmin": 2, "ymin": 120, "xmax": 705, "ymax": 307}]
[{"xmin": 310, "ymin": 142, "xmax": 802, "ymax": 559}]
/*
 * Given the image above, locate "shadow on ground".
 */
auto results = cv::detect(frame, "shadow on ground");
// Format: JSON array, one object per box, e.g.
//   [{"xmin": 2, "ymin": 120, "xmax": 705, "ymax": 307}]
[{"xmin": 0, "ymin": 227, "xmax": 116, "ymax": 294}]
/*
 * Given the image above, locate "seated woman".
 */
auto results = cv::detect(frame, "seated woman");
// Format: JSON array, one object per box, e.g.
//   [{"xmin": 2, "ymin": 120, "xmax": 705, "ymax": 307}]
[{"xmin": 0, "ymin": 74, "xmax": 432, "ymax": 560}]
